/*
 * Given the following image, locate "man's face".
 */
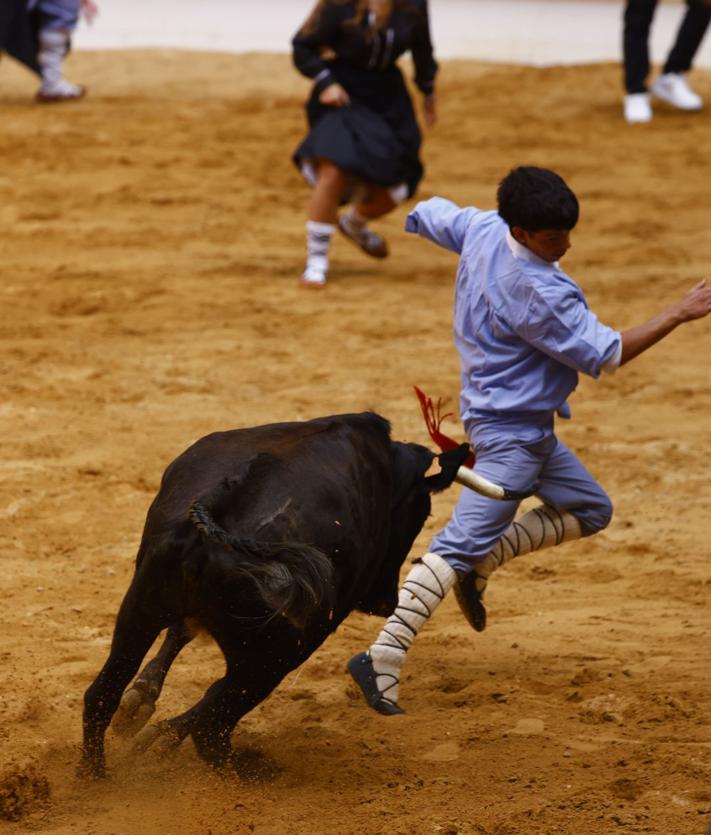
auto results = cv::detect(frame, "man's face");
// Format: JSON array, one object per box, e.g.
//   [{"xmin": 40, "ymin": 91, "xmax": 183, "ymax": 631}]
[{"xmin": 513, "ymin": 227, "xmax": 572, "ymax": 263}]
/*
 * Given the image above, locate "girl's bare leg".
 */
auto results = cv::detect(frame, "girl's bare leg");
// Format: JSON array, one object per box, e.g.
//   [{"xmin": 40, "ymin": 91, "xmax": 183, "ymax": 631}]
[
  {"xmin": 302, "ymin": 159, "xmax": 350, "ymax": 286},
  {"xmin": 338, "ymin": 184, "xmax": 405, "ymax": 259}
]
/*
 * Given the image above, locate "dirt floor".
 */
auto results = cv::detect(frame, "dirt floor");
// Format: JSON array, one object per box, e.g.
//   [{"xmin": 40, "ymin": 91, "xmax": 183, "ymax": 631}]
[{"xmin": 0, "ymin": 50, "xmax": 710, "ymax": 835}]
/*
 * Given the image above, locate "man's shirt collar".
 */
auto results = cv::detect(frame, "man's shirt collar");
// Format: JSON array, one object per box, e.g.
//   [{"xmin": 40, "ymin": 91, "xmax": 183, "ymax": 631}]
[{"xmin": 506, "ymin": 229, "xmax": 559, "ymax": 269}]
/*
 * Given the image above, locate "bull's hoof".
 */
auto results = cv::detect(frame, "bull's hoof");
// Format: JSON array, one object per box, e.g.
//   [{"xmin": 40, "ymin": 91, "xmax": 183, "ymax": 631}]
[
  {"xmin": 131, "ymin": 721, "xmax": 180, "ymax": 756},
  {"xmin": 76, "ymin": 755, "xmax": 107, "ymax": 780},
  {"xmin": 346, "ymin": 652, "xmax": 404, "ymax": 716},
  {"xmin": 112, "ymin": 686, "xmax": 157, "ymax": 738},
  {"xmin": 230, "ymin": 748, "xmax": 282, "ymax": 783},
  {"xmin": 454, "ymin": 571, "xmax": 487, "ymax": 632}
]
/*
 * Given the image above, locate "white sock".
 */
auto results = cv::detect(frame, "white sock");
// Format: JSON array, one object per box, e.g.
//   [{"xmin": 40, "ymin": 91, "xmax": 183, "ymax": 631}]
[
  {"xmin": 304, "ymin": 220, "xmax": 335, "ymax": 285},
  {"xmin": 369, "ymin": 553, "xmax": 456, "ymax": 705}
]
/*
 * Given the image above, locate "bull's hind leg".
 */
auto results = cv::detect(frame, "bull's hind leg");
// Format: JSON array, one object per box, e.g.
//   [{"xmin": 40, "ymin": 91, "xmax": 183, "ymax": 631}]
[
  {"xmin": 189, "ymin": 662, "xmax": 288, "ymax": 769},
  {"xmin": 112, "ymin": 619, "xmax": 199, "ymax": 738},
  {"xmin": 135, "ymin": 642, "xmax": 303, "ymax": 770},
  {"xmin": 79, "ymin": 590, "xmax": 167, "ymax": 779},
  {"xmin": 134, "ymin": 663, "xmax": 290, "ymax": 769}
]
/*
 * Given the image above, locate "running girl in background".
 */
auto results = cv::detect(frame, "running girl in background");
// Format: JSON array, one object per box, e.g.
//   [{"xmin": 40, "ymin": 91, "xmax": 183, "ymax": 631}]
[
  {"xmin": 30, "ymin": 0, "xmax": 97, "ymax": 102},
  {"xmin": 292, "ymin": 0, "xmax": 438, "ymax": 287}
]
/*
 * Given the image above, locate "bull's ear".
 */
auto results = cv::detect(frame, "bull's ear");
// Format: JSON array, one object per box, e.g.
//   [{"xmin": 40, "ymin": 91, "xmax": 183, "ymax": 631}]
[{"xmin": 424, "ymin": 443, "xmax": 471, "ymax": 492}]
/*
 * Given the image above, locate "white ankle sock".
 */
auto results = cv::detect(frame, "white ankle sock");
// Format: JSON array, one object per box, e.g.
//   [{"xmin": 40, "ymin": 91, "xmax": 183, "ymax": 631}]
[
  {"xmin": 369, "ymin": 553, "xmax": 456, "ymax": 705},
  {"xmin": 304, "ymin": 220, "xmax": 335, "ymax": 284}
]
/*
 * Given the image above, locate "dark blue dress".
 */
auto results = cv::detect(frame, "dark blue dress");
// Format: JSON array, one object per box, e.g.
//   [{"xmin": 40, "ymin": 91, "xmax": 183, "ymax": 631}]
[{"xmin": 292, "ymin": 0, "xmax": 437, "ymax": 198}]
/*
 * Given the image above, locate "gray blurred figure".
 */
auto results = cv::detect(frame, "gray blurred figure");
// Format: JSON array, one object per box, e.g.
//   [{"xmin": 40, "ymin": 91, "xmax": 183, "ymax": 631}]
[{"xmin": 28, "ymin": 0, "xmax": 97, "ymax": 102}]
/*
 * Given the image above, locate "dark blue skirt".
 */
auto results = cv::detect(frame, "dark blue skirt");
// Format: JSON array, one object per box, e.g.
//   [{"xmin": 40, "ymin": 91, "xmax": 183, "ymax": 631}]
[
  {"xmin": 294, "ymin": 62, "xmax": 424, "ymax": 198},
  {"xmin": 0, "ymin": 0, "xmax": 40, "ymax": 75}
]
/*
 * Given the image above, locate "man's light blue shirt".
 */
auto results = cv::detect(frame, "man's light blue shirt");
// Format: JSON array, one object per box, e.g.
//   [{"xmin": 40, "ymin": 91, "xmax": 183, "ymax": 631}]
[{"xmin": 406, "ymin": 197, "xmax": 621, "ymax": 426}]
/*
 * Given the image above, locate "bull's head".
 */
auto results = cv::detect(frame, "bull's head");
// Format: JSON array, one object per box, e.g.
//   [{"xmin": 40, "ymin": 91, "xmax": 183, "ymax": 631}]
[{"xmin": 356, "ymin": 442, "xmax": 535, "ymax": 618}]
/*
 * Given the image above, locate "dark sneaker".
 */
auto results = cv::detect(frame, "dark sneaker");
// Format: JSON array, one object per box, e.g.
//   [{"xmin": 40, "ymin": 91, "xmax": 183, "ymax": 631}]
[
  {"xmin": 453, "ymin": 571, "xmax": 488, "ymax": 632},
  {"xmin": 346, "ymin": 652, "xmax": 404, "ymax": 715},
  {"xmin": 338, "ymin": 216, "xmax": 389, "ymax": 259}
]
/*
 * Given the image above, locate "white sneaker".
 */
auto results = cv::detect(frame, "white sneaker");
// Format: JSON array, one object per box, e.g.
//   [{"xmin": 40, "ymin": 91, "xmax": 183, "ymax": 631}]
[
  {"xmin": 300, "ymin": 265, "xmax": 327, "ymax": 288},
  {"xmin": 650, "ymin": 73, "xmax": 703, "ymax": 111},
  {"xmin": 37, "ymin": 78, "xmax": 85, "ymax": 103},
  {"xmin": 624, "ymin": 93, "xmax": 652, "ymax": 124}
]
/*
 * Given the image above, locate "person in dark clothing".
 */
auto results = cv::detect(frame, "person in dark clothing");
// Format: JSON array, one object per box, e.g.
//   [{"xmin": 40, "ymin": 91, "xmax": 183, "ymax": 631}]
[
  {"xmin": 623, "ymin": 0, "xmax": 711, "ymax": 123},
  {"xmin": 1, "ymin": 0, "xmax": 40, "ymax": 76},
  {"xmin": 292, "ymin": 0, "xmax": 438, "ymax": 287}
]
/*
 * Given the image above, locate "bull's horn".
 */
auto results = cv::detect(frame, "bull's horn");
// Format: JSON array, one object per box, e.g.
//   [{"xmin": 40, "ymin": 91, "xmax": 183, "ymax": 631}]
[{"xmin": 454, "ymin": 467, "xmax": 537, "ymax": 502}]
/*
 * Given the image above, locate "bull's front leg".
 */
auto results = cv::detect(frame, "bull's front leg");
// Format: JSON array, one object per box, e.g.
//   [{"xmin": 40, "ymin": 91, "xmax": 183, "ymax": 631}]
[{"xmin": 78, "ymin": 596, "xmax": 166, "ymax": 779}]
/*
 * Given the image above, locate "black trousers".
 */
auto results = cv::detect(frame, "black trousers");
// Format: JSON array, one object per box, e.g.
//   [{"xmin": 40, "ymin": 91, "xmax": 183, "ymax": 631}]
[{"xmin": 623, "ymin": 0, "xmax": 711, "ymax": 93}]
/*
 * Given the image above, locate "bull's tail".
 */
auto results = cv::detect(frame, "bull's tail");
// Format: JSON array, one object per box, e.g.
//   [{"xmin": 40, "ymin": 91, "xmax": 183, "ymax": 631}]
[{"xmin": 189, "ymin": 502, "xmax": 336, "ymax": 629}]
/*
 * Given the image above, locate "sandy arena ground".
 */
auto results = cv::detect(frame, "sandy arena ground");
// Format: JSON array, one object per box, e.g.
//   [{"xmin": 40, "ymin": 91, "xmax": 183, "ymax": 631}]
[{"xmin": 0, "ymin": 51, "xmax": 710, "ymax": 835}]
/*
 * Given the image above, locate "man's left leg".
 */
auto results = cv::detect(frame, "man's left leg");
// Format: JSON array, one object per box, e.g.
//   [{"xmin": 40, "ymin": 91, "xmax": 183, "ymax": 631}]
[{"xmin": 455, "ymin": 437, "xmax": 613, "ymax": 631}]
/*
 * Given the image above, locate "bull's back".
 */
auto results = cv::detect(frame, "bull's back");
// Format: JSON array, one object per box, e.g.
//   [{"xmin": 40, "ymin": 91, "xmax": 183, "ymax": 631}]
[{"xmin": 143, "ymin": 412, "xmax": 393, "ymax": 544}]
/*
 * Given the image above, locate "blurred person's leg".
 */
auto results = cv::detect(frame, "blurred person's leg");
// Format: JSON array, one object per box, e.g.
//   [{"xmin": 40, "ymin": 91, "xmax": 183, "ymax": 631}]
[
  {"xmin": 34, "ymin": 0, "xmax": 84, "ymax": 101},
  {"xmin": 302, "ymin": 158, "xmax": 349, "ymax": 287},
  {"xmin": 651, "ymin": 0, "xmax": 711, "ymax": 110},
  {"xmin": 622, "ymin": 0, "xmax": 657, "ymax": 122},
  {"xmin": 623, "ymin": 0, "xmax": 657, "ymax": 93},
  {"xmin": 338, "ymin": 184, "xmax": 405, "ymax": 260},
  {"xmin": 664, "ymin": 0, "xmax": 711, "ymax": 74}
]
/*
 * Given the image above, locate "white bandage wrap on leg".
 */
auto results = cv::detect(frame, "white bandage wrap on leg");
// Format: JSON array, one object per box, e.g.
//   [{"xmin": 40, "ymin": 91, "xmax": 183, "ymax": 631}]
[
  {"xmin": 303, "ymin": 220, "xmax": 335, "ymax": 285},
  {"xmin": 37, "ymin": 29, "xmax": 83, "ymax": 99},
  {"xmin": 474, "ymin": 506, "xmax": 582, "ymax": 592},
  {"xmin": 369, "ymin": 553, "xmax": 456, "ymax": 706}
]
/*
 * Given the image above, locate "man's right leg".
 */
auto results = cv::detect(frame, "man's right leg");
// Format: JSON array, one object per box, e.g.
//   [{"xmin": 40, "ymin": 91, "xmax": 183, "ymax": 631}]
[{"xmin": 456, "ymin": 436, "xmax": 613, "ymax": 631}]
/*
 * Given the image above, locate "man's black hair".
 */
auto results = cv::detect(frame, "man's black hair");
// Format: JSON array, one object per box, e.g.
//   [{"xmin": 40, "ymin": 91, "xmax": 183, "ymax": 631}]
[{"xmin": 497, "ymin": 166, "xmax": 579, "ymax": 232}]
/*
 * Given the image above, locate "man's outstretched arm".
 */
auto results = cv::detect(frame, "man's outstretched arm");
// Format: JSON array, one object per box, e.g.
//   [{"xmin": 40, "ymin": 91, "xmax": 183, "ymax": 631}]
[
  {"xmin": 620, "ymin": 280, "xmax": 711, "ymax": 365},
  {"xmin": 405, "ymin": 197, "xmax": 481, "ymax": 254}
]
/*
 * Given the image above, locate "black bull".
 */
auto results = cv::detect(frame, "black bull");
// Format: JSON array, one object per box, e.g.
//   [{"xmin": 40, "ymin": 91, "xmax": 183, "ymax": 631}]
[{"xmin": 79, "ymin": 412, "xmax": 469, "ymax": 777}]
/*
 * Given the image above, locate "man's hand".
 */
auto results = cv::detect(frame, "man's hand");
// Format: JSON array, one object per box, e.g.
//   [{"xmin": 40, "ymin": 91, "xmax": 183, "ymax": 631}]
[
  {"xmin": 423, "ymin": 93, "xmax": 437, "ymax": 128},
  {"xmin": 673, "ymin": 279, "xmax": 711, "ymax": 322},
  {"xmin": 620, "ymin": 279, "xmax": 711, "ymax": 365},
  {"xmin": 319, "ymin": 83, "xmax": 350, "ymax": 107}
]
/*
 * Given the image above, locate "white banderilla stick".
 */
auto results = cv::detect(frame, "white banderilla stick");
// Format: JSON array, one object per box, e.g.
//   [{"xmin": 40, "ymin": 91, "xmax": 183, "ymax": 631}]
[{"xmin": 454, "ymin": 466, "xmax": 536, "ymax": 502}]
